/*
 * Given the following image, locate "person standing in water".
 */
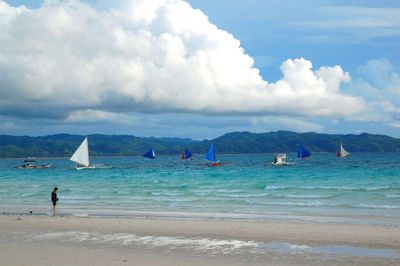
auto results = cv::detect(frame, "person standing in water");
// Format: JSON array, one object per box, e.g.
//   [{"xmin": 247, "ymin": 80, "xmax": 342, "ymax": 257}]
[{"xmin": 51, "ymin": 187, "xmax": 58, "ymax": 215}]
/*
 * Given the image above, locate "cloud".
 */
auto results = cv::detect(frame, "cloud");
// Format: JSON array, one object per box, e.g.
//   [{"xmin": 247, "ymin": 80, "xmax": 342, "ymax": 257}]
[
  {"xmin": 357, "ymin": 59, "xmax": 400, "ymax": 102},
  {"xmin": 0, "ymin": 120, "xmax": 17, "ymax": 130},
  {"xmin": 284, "ymin": 6, "xmax": 400, "ymax": 43},
  {"xmin": 257, "ymin": 116, "xmax": 323, "ymax": 133},
  {"xmin": 65, "ymin": 109, "xmax": 119, "ymax": 122},
  {"xmin": 0, "ymin": 0, "xmax": 364, "ymax": 122}
]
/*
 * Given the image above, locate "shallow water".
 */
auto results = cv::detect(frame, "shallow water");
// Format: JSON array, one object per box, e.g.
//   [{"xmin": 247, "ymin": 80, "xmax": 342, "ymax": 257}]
[{"xmin": 1, "ymin": 153, "xmax": 399, "ymax": 225}]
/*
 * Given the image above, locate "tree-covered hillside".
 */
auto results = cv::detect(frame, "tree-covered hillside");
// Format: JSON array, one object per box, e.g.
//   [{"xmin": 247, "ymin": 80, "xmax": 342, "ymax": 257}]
[
  {"xmin": 208, "ymin": 131, "xmax": 400, "ymax": 154},
  {"xmin": 1, "ymin": 131, "xmax": 399, "ymax": 158}
]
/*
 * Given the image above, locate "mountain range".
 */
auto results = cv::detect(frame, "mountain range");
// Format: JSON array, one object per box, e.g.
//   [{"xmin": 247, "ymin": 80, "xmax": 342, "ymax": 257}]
[{"xmin": 1, "ymin": 131, "xmax": 400, "ymax": 158}]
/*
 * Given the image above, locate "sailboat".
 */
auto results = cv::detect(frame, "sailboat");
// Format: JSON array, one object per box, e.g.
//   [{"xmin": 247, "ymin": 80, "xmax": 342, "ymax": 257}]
[
  {"xmin": 297, "ymin": 144, "xmax": 311, "ymax": 159},
  {"xmin": 182, "ymin": 147, "xmax": 193, "ymax": 160},
  {"xmin": 337, "ymin": 142, "xmax": 350, "ymax": 158},
  {"xmin": 143, "ymin": 148, "xmax": 156, "ymax": 159},
  {"xmin": 19, "ymin": 158, "xmax": 51, "ymax": 169},
  {"xmin": 70, "ymin": 137, "xmax": 95, "ymax": 170},
  {"xmin": 204, "ymin": 141, "xmax": 219, "ymax": 166}
]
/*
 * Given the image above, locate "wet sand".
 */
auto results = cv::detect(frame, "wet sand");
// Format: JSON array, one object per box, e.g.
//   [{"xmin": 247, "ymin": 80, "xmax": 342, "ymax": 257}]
[{"xmin": 1, "ymin": 215, "xmax": 399, "ymax": 265}]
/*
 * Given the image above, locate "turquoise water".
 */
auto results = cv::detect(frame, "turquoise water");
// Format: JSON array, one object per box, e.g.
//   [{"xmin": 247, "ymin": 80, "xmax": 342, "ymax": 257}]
[{"xmin": 1, "ymin": 153, "xmax": 399, "ymax": 225}]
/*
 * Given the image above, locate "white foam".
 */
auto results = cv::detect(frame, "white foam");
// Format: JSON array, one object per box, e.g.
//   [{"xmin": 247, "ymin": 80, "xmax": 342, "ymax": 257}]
[
  {"xmin": 275, "ymin": 194, "xmax": 332, "ymax": 199},
  {"xmin": 151, "ymin": 192, "xmax": 182, "ymax": 196},
  {"xmin": 59, "ymin": 196, "xmax": 95, "ymax": 200},
  {"xmin": 34, "ymin": 231, "xmax": 257, "ymax": 252},
  {"xmin": 265, "ymin": 185, "xmax": 289, "ymax": 190},
  {"xmin": 21, "ymin": 193, "xmax": 35, "ymax": 197},
  {"xmin": 288, "ymin": 244, "xmax": 311, "ymax": 251},
  {"xmin": 385, "ymin": 194, "xmax": 400, "ymax": 199},
  {"xmin": 357, "ymin": 204, "xmax": 400, "ymax": 210}
]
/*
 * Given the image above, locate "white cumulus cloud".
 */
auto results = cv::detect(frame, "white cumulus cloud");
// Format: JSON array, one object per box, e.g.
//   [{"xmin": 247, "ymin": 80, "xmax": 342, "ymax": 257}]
[{"xmin": 0, "ymin": 0, "xmax": 364, "ymax": 121}]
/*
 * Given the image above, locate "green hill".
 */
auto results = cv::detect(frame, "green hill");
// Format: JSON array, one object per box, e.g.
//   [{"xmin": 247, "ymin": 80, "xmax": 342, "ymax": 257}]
[
  {"xmin": 209, "ymin": 131, "xmax": 400, "ymax": 154},
  {"xmin": 1, "ymin": 131, "xmax": 399, "ymax": 158}
]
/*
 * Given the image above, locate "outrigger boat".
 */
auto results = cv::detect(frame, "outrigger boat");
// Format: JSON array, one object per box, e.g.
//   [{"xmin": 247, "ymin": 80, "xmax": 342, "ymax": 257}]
[
  {"xmin": 297, "ymin": 144, "xmax": 311, "ymax": 159},
  {"xmin": 143, "ymin": 148, "xmax": 156, "ymax": 159},
  {"xmin": 19, "ymin": 162, "xmax": 51, "ymax": 169},
  {"xmin": 272, "ymin": 153, "xmax": 292, "ymax": 166},
  {"xmin": 203, "ymin": 141, "xmax": 220, "ymax": 166},
  {"xmin": 182, "ymin": 147, "xmax": 193, "ymax": 161}
]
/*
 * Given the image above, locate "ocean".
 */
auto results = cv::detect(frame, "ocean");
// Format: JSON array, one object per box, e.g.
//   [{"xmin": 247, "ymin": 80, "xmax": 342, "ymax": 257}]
[{"xmin": 1, "ymin": 153, "xmax": 399, "ymax": 225}]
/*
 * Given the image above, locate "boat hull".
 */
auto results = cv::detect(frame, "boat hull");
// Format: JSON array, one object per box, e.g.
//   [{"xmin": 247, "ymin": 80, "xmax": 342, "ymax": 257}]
[
  {"xmin": 76, "ymin": 165, "xmax": 97, "ymax": 170},
  {"xmin": 19, "ymin": 164, "xmax": 51, "ymax": 169},
  {"xmin": 271, "ymin": 162, "xmax": 293, "ymax": 166}
]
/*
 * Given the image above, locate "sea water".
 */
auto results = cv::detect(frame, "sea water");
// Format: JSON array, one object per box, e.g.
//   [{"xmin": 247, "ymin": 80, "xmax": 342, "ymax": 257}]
[{"xmin": 0, "ymin": 153, "xmax": 399, "ymax": 225}]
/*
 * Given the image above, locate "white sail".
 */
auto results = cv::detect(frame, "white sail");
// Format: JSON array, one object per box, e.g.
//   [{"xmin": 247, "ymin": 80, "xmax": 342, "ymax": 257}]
[
  {"xmin": 70, "ymin": 137, "xmax": 89, "ymax": 167},
  {"xmin": 340, "ymin": 143, "xmax": 350, "ymax": 158}
]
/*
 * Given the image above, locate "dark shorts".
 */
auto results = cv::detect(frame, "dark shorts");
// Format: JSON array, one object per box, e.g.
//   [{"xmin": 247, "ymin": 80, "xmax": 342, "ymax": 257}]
[{"xmin": 52, "ymin": 201, "xmax": 57, "ymax": 206}]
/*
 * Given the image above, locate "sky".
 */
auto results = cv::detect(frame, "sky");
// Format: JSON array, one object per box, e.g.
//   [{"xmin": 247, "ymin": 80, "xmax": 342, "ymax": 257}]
[{"xmin": 0, "ymin": 0, "xmax": 399, "ymax": 139}]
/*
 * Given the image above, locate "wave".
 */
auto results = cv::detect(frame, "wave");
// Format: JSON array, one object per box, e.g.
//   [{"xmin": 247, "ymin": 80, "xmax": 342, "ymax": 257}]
[
  {"xmin": 243, "ymin": 200, "xmax": 400, "ymax": 210},
  {"xmin": 22, "ymin": 193, "xmax": 36, "ymax": 197},
  {"xmin": 385, "ymin": 194, "xmax": 400, "ymax": 199},
  {"xmin": 265, "ymin": 185, "xmax": 397, "ymax": 192},
  {"xmin": 35, "ymin": 231, "xmax": 257, "ymax": 251},
  {"xmin": 356, "ymin": 204, "xmax": 400, "ymax": 210},
  {"xmin": 218, "ymin": 193, "xmax": 335, "ymax": 200},
  {"xmin": 365, "ymin": 186, "xmax": 391, "ymax": 191},
  {"xmin": 59, "ymin": 196, "xmax": 96, "ymax": 200},
  {"xmin": 154, "ymin": 198, "xmax": 196, "ymax": 203},
  {"xmin": 272, "ymin": 194, "xmax": 335, "ymax": 199},
  {"xmin": 265, "ymin": 185, "xmax": 289, "ymax": 191},
  {"xmin": 151, "ymin": 192, "xmax": 183, "ymax": 196},
  {"xmin": 220, "ymin": 193, "xmax": 268, "ymax": 199},
  {"xmin": 244, "ymin": 200, "xmax": 325, "ymax": 208}
]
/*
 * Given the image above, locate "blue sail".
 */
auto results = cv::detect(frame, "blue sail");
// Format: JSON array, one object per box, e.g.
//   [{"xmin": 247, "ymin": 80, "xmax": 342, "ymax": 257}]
[
  {"xmin": 205, "ymin": 141, "xmax": 216, "ymax": 163},
  {"xmin": 184, "ymin": 147, "xmax": 193, "ymax": 159},
  {"xmin": 143, "ymin": 149, "xmax": 156, "ymax": 159},
  {"xmin": 298, "ymin": 145, "xmax": 311, "ymax": 159}
]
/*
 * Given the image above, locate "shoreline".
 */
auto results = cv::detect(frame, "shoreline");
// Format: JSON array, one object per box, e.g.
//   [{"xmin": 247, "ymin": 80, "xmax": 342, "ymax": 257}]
[
  {"xmin": 2, "ymin": 208, "xmax": 400, "ymax": 227},
  {"xmin": 2, "ymin": 214, "xmax": 400, "ymax": 248},
  {"xmin": 1, "ymin": 214, "xmax": 400, "ymax": 265}
]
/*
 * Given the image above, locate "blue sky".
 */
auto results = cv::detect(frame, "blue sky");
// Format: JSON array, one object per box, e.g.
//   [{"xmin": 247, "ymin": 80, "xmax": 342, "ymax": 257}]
[{"xmin": 1, "ymin": 0, "xmax": 399, "ymax": 139}]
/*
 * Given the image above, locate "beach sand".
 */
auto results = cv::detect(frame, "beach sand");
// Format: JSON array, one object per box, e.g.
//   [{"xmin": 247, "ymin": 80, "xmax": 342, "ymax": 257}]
[{"xmin": 1, "ymin": 215, "xmax": 399, "ymax": 265}]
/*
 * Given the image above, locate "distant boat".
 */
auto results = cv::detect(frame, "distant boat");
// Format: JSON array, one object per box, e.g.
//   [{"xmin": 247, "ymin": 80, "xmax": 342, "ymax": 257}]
[
  {"xmin": 182, "ymin": 147, "xmax": 193, "ymax": 160},
  {"xmin": 204, "ymin": 141, "xmax": 219, "ymax": 166},
  {"xmin": 297, "ymin": 144, "xmax": 311, "ymax": 159},
  {"xmin": 70, "ymin": 137, "xmax": 95, "ymax": 169},
  {"xmin": 272, "ymin": 153, "xmax": 291, "ymax": 166},
  {"xmin": 143, "ymin": 148, "xmax": 156, "ymax": 159},
  {"xmin": 19, "ymin": 161, "xmax": 51, "ymax": 169},
  {"xmin": 337, "ymin": 142, "xmax": 350, "ymax": 158}
]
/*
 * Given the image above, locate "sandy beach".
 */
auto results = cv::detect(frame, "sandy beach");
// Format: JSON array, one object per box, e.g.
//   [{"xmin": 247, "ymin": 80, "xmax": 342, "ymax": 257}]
[{"xmin": 1, "ymin": 215, "xmax": 399, "ymax": 265}]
